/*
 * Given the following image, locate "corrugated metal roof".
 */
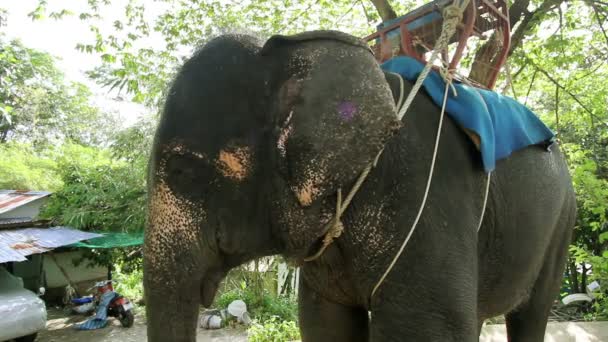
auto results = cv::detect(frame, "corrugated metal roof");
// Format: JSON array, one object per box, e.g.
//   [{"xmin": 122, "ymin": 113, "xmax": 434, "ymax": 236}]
[
  {"xmin": 0, "ymin": 218, "xmax": 51, "ymax": 230},
  {"xmin": 0, "ymin": 190, "xmax": 52, "ymax": 215},
  {"xmin": 0, "ymin": 227, "xmax": 102, "ymax": 263},
  {"xmin": 0, "ymin": 217, "xmax": 33, "ymax": 226}
]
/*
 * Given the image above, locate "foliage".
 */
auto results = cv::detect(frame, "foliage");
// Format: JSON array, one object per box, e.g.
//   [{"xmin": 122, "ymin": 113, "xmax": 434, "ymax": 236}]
[
  {"xmin": 0, "ymin": 33, "xmax": 145, "ymax": 271},
  {"xmin": 215, "ymin": 277, "xmax": 298, "ymax": 323},
  {"xmin": 248, "ymin": 317, "xmax": 300, "ymax": 342},
  {"xmin": 213, "ymin": 258, "xmax": 299, "ymax": 322},
  {"xmin": 569, "ymin": 245, "xmax": 608, "ymax": 320},
  {"xmin": 32, "ymin": 111, "xmax": 151, "ymax": 231},
  {"xmin": 0, "ymin": 142, "xmax": 62, "ymax": 190},
  {"xmin": 0, "ymin": 35, "xmax": 116, "ymax": 147},
  {"xmin": 0, "ymin": 34, "xmax": 59, "ymax": 133},
  {"xmin": 113, "ymin": 262, "xmax": 144, "ymax": 303},
  {"xmin": 41, "ymin": 152, "xmax": 145, "ymax": 233},
  {"xmin": 109, "ymin": 116, "xmax": 156, "ymax": 168},
  {"xmin": 37, "ymin": 140, "xmax": 147, "ymax": 269},
  {"xmin": 25, "ymin": 0, "xmax": 419, "ymax": 107}
]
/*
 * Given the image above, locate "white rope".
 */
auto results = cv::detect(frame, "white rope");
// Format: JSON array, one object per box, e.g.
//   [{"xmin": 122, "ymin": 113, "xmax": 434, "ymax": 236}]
[
  {"xmin": 476, "ymin": 172, "xmax": 491, "ymax": 233},
  {"xmin": 396, "ymin": 0, "xmax": 469, "ymax": 121},
  {"xmin": 304, "ymin": 72, "xmax": 404, "ymax": 262},
  {"xmin": 371, "ymin": 78, "xmax": 450, "ymax": 299},
  {"xmin": 390, "ymin": 72, "xmax": 406, "ymax": 112},
  {"xmin": 370, "ymin": 0, "xmax": 471, "ymax": 299}
]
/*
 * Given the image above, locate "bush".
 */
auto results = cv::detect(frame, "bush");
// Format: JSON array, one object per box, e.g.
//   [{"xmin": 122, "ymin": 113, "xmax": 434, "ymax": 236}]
[
  {"xmin": 214, "ymin": 280, "xmax": 298, "ymax": 323},
  {"xmin": 247, "ymin": 317, "xmax": 300, "ymax": 342},
  {"xmin": 0, "ymin": 142, "xmax": 62, "ymax": 190},
  {"xmin": 113, "ymin": 263, "xmax": 144, "ymax": 303},
  {"xmin": 254, "ymin": 294, "xmax": 298, "ymax": 322}
]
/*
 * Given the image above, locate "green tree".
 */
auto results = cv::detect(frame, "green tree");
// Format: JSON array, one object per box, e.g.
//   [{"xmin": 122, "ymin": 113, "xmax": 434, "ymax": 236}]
[
  {"xmin": 0, "ymin": 35, "xmax": 117, "ymax": 147},
  {"xmin": 40, "ymin": 141, "xmax": 147, "ymax": 272},
  {"xmin": 41, "ymin": 137, "xmax": 147, "ymax": 234},
  {"xmin": 0, "ymin": 142, "xmax": 61, "ymax": 190}
]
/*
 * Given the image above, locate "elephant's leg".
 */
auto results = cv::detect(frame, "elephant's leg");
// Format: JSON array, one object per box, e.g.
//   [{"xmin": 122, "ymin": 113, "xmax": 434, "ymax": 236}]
[
  {"xmin": 370, "ymin": 284, "xmax": 479, "ymax": 341},
  {"xmin": 505, "ymin": 222, "xmax": 572, "ymax": 342},
  {"xmin": 504, "ymin": 268, "xmax": 561, "ymax": 342},
  {"xmin": 298, "ymin": 277, "xmax": 369, "ymax": 342}
]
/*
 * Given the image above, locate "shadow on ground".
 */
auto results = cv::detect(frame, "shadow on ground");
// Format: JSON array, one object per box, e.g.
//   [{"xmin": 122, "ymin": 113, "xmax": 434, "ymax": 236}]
[
  {"xmin": 38, "ymin": 308, "xmax": 247, "ymax": 342},
  {"xmin": 39, "ymin": 308, "xmax": 608, "ymax": 341}
]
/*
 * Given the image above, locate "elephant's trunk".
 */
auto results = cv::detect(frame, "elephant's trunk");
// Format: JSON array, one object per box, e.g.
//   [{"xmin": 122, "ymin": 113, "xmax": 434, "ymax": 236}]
[
  {"xmin": 144, "ymin": 181, "xmax": 217, "ymax": 342},
  {"xmin": 144, "ymin": 276, "xmax": 201, "ymax": 342}
]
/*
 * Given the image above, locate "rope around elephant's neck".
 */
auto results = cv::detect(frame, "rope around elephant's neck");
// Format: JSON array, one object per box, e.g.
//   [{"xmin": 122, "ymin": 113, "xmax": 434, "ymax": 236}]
[
  {"xmin": 369, "ymin": 0, "xmax": 471, "ymax": 298},
  {"xmin": 303, "ymin": 73, "xmax": 403, "ymax": 262},
  {"xmin": 370, "ymin": 78, "xmax": 451, "ymax": 298},
  {"xmin": 303, "ymin": 1, "xmax": 471, "ymax": 289},
  {"xmin": 303, "ymin": 157, "xmax": 380, "ymax": 261}
]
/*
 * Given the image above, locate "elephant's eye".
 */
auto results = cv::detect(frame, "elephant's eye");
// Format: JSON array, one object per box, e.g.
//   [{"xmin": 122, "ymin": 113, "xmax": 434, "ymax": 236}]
[{"xmin": 165, "ymin": 153, "xmax": 215, "ymax": 199}]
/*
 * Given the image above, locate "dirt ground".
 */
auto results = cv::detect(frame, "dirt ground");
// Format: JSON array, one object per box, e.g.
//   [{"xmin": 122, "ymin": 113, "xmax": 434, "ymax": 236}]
[
  {"xmin": 37, "ymin": 308, "xmax": 608, "ymax": 342},
  {"xmin": 38, "ymin": 308, "xmax": 247, "ymax": 342}
]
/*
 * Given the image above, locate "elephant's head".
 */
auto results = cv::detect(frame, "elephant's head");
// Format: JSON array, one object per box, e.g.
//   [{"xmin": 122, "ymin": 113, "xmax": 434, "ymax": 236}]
[{"xmin": 144, "ymin": 30, "xmax": 399, "ymax": 341}]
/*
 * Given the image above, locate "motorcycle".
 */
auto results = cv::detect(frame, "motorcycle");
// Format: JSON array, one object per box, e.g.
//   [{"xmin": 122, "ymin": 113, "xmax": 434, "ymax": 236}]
[{"xmin": 71, "ymin": 280, "xmax": 134, "ymax": 328}]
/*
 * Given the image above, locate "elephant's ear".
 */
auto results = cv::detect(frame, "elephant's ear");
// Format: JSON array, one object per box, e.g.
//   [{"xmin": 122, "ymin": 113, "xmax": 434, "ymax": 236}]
[{"xmin": 262, "ymin": 30, "xmax": 401, "ymax": 207}]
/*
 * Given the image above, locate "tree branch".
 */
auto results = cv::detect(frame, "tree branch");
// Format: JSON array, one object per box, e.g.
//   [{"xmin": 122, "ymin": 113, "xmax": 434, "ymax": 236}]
[
  {"xmin": 360, "ymin": 0, "xmax": 374, "ymax": 26},
  {"xmin": 332, "ymin": 0, "xmax": 359, "ymax": 27},
  {"xmin": 512, "ymin": 63, "xmax": 527, "ymax": 80},
  {"xmin": 509, "ymin": 0, "xmax": 532, "ymax": 27},
  {"xmin": 370, "ymin": 0, "xmax": 397, "ymax": 21},
  {"xmin": 524, "ymin": 69, "xmax": 537, "ymax": 106},
  {"xmin": 591, "ymin": 3, "xmax": 608, "ymax": 54},
  {"xmin": 574, "ymin": 61, "xmax": 605, "ymax": 81},
  {"xmin": 469, "ymin": 0, "xmax": 564, "ymax": 85},
  {"xmin": 279, "ymin": 0, "xmax": 321, "ymax": 33},
  {"xmin": 555, "ymin": 85, "xmax": 560, "ymax": 136},
  {"xmin": 509, "ymin": 0, "xmax": 564, "ymax": 56},
  {"xmin": 521, "ymin": 54, "xmax": 608, "ymax": 127}
]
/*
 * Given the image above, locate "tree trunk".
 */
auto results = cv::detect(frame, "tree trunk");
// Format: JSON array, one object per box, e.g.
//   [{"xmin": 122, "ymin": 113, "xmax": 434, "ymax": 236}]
[
  {"xmin": 469, "ymin": 0, "xmax": 564, "ymax": 85},
  {"xmin": 581, "ymin": 263, "xmax": 588, "ymax": 292},
  {"xmin": 567, "ymin": 258, "xmax": 580, "ymax": 293},
  {"xmin": 370, "ymin": 0, "xmax": 397, "ymax": 21}
]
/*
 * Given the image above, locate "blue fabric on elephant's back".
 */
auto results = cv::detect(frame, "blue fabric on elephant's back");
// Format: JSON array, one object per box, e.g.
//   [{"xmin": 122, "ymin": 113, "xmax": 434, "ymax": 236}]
[{"xmin": 381, "ymin": 56, "xmax": 555, "ymax": 173}]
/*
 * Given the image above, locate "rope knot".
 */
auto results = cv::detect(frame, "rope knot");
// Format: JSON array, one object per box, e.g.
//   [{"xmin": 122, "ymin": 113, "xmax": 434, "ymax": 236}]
[
  {"xmin": 439, "ymin": 67, "xmax": 459, "ymax": 96},
  {"xmin": 443, "ymin": 4, "xmax": 464, "ymax": 23},
  {"xmin": 324, "ymin": 219, "xmax": 344, "ymax": 243},
  {"xmin": 304, "ymin": 189, "xmax": 345, "ymax": 262}
]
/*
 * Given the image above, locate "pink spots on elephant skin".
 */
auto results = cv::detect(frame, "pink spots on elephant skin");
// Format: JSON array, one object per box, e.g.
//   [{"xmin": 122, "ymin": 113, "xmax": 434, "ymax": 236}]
[{"xmin": 337, "ymin": 101, "xmax": 358, "ymax": 121}]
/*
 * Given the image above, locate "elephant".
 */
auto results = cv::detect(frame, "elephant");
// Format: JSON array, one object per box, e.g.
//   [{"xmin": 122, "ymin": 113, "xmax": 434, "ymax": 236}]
[{"xmin": 144, "ymin": 30, "xmax": 576, "ymax": 342}]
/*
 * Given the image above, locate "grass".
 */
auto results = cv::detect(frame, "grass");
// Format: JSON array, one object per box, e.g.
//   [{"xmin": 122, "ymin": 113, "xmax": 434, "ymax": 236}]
[{"xmin": 214, "ymin": 281, "xmax": 298, "ymax": 322}]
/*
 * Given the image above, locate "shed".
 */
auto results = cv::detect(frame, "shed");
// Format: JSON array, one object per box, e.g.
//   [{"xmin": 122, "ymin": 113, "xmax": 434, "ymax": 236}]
[
  {"xmin": 0, "ymin": 190, "xmax": 51, "ymax": 221},
  {"xmin": 0, "ymin": 190, "xmax": 108, "ymax": 301}
]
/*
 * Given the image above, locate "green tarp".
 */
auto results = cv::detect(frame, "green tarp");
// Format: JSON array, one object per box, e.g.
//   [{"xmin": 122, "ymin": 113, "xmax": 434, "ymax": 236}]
[{"xmin": 68, "ymin": 232, "xmax": 143, "ymax": 248}]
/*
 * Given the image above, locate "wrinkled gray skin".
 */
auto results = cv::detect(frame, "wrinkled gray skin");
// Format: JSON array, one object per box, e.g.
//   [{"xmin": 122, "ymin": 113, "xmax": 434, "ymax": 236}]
[{"xmin": 144, "ymin": 30, "xmax": 576, "ymax": 342}]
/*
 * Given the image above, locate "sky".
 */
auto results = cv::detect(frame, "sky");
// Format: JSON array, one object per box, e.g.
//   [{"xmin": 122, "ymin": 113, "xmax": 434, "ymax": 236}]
[{"xmin": 2, "ymin": 0, "xmax": 154, "ymax": 127}]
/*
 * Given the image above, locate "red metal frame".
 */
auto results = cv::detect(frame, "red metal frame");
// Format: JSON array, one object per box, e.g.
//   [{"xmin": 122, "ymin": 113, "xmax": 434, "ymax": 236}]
[
  {"xmin": 363, "ymin": 0, "xmax": 510, "ymax": 89},
  {"xmin": 483, "ymin": 0, "xmax": 511, "ymax": 88}
]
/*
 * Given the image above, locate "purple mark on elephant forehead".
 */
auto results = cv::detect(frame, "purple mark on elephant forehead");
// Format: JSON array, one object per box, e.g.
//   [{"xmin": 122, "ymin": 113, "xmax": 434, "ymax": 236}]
[{"xmin": 337, "ymin": 101, "xmax": 357, "ymax": 121}]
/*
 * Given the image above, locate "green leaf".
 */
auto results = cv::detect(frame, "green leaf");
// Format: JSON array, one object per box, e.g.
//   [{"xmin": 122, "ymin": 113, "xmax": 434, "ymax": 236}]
[{"xmin": 600, "ymin": 232, "xmax": 608, "ymax": 244}]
